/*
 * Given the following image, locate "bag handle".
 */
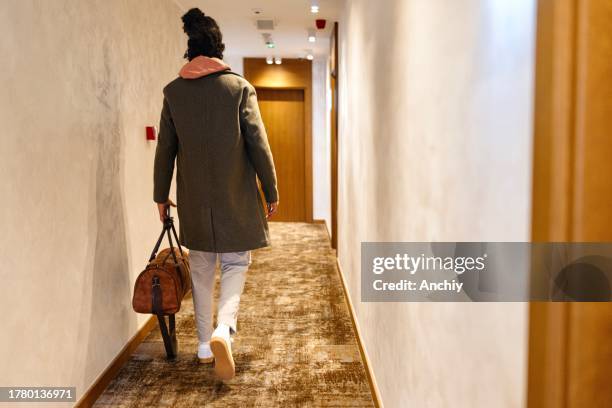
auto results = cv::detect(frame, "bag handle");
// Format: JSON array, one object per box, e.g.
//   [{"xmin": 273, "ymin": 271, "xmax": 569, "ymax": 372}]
[
  {"xmin": 148, "ymin": 206, "xmax": 186, "ymax": 262},
  {"xmin": 149, "ymin": 227, "xmax": 167, "ymax": 262}
]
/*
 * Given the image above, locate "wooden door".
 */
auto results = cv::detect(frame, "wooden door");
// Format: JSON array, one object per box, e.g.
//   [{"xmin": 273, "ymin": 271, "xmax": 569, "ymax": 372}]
[
  {"xmin": 528, "ymin": 0, "xmax": 612, "ymax": 406},
  {"xmin": 257, "ymin": 88, "xmax": 307, "ymax": 221}
]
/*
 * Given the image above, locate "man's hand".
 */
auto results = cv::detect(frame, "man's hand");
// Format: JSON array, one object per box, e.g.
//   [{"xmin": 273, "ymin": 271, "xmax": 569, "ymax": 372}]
[
  {"xmin": 157, "ymin": 199, "xmax": 176, "ymax": 222},
  {"xmin": 267, "ymin": 201, "xmax": 279, "ymax": 219}
]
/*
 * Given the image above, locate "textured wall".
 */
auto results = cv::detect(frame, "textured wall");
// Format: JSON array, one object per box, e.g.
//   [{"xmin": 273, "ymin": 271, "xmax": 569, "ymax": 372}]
[
  {"xmin": 224, "ymin": 54, "xmax": 244, "ymax": 75},
  {"xmin": 0, "ymin": 0, "xmax": 184, "ymax": 400},
  {"xmin": 337, "ymin": 0, "xmax": 535, "ymax": 406}
]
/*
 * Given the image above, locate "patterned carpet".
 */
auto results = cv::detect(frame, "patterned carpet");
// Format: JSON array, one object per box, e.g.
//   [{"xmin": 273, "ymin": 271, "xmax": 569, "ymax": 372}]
[{"xmin": 95, "ymin": 222, "xmax": 374, "ymax": 407}]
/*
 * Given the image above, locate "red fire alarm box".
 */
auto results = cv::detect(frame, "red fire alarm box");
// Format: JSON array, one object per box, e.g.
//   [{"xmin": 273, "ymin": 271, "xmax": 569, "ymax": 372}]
[{"xmin": 146, "ymin": 126, "xmax": 157, "ymax": 141}]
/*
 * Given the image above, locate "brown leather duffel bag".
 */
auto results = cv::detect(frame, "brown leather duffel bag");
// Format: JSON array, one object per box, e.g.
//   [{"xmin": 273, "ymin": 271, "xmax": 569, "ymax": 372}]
[
  {"xmin": 132, "ymin": 210, "xmax": 190, "ymax": 358},
  {"xmin": 132, "ymin": 247, "xmax": 191, "ymax": 314}
]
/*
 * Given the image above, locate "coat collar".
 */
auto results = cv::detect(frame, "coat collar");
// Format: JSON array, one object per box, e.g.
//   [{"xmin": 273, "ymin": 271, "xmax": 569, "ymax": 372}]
[{"xmin": 179, "ymin": 56, "xmax": 230, "ymax": 79}]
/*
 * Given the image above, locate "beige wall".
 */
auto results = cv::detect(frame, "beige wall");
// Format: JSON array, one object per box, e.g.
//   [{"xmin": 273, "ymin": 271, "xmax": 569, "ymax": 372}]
[
  {"xmin": 0, "ymin": 0, "xmax": 184, "ymax": 402},
  {"xmin": 312, "ymin": 57, "xmax": 332, "ymax": 228},
  {"xmin": 337, "ymin": 0, "xmax": 535, "ymax": 406},
  {"xmin": 224, "ymin": 54, "xmax": 244, "ymax": 75}
]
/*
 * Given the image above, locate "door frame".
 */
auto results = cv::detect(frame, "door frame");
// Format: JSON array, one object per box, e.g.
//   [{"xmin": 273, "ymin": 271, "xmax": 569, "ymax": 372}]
[
  {"xmin": 329, "ymin": 22, "xmax": 339, "ymax": 249},
  {"xmin": 243, "ymin": 58, "xmax": 313, "ymax": 222}
]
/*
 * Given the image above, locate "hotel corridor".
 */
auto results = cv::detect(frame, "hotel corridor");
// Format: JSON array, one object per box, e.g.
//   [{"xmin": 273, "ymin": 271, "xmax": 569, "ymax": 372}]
[
  {"xmin": 94, "ymin": 223, "xmax": 374, "ymax": 407},
  {"xmin": 3, "ymin": 0, "xmax": 612, "ymax": 406}
]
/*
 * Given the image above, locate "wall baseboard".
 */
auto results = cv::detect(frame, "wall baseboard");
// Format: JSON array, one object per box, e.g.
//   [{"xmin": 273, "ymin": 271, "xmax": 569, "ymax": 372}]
[
  {"xmin": 335, "ymin": 259, "xmax": 383, "ymax": 408},
  {"xmin": 75, "ymin": 315, "xmax": 158, "ymax": 407},
  {"xmin": 312, "ymin": 219, "xmax": 331, "ymax": 241}
]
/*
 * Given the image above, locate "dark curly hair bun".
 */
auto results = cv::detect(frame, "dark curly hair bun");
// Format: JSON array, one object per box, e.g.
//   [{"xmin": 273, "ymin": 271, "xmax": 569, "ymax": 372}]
[
  {"xmin": 181, "ymin": 8, "xmax": 206, "ymax": 38},
  {"xmin": 181, "ymin": 8, "xmax": 225, "ymax": 60}
]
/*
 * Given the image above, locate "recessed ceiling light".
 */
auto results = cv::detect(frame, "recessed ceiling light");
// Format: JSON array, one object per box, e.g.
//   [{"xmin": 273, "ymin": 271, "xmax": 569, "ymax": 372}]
[
  {"xmin": 306, "ymin": 54, "xmax": 314, "ymax": 60},
  {"xmin": 308, "ymin": 28, "xmax": 316, "ymax": 43},
  {"xmin": 311, "ymin": 1, "xmax": 319, "ymax": 13},
  {"xmin": 274, "ymin": 57, "xmax": 282, "ymax": 65},
  {"xmin": 266, "ymin": 56, "xmax": 274, "ymax": 64}
]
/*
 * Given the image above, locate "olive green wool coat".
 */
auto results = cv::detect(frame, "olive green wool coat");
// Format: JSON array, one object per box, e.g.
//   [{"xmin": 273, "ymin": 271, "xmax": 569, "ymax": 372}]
[{"xmin": 153, "ymin": 71, "xmax": 278, "ymax": 252}]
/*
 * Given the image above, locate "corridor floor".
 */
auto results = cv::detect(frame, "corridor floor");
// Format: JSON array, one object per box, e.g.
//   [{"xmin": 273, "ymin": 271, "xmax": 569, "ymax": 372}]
[{"xmin": 95, "ymin": 222, "xmax": 374, "ymax": 407}]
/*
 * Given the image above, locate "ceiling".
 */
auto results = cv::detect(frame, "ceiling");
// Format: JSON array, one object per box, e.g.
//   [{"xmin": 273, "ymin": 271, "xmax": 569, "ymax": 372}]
[{"xmin": 174, "ymin": 0, "xmax": 342, "ymax": 59}]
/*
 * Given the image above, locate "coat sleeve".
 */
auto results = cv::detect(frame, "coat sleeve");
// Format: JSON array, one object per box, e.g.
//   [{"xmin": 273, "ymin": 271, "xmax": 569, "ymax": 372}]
[
  {"xmin": 239, "ymin": 84, "xmax": 279, "ymax": 203},
  {"xmin": 153, "ymin": 96, "xmax": 178, "ymax": 204}
]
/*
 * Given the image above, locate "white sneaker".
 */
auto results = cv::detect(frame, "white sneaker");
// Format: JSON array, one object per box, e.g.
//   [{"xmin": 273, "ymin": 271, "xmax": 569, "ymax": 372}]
[
  {"xmin": 210, "ymin": 324, "xmax": 235, "ymax": 380},
  {"xmin": 197, "ymin": 342, "xmax": 214, "ymax": 364}
]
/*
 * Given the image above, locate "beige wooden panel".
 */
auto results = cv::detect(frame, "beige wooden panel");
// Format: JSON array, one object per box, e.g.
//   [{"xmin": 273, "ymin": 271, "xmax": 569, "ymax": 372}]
[
  {"xmin": 529, "ymin": 1, "xmax": 612, "ymax": 407},
  {"xmin": 257, "ymin": 88, "xmax": 307, "ymax": 222}
]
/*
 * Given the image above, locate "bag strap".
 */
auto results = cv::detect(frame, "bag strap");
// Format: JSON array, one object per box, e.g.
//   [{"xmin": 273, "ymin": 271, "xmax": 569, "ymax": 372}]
[
  {"xmin": 149, "ymin": 226, "xmax": 167, "ymax": 262},
  {"xmin": 164, "ymin": 225, "xmax": 179, "ymax": 265},
  {"xmin": 148, "ymin": 206, "xmax": 186, "ymax": 262},
  {"xmin": 148, "ymin": 207, "xmax": 188, "ymax": 291},
  {"xmin": 152, "ymin": 275, "xmax": 163, "ymax": 314},
  {"xmin": 169, "ymin": 219, "xmax": 185, "ymax": 259},
  {"xmin": 164, "ymin": 218, "xmax": 188, "ymax": 291},
  {"xmin": 149, "ymin": 208, "xmax": 188, "ymax": 289}
]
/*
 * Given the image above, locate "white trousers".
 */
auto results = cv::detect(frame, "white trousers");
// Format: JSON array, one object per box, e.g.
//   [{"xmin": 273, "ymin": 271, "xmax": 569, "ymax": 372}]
[{"xmin": 189, "ymin": 250, "xmax": 251, "ymax": 343}]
